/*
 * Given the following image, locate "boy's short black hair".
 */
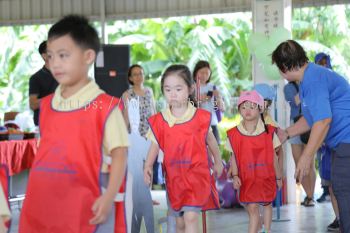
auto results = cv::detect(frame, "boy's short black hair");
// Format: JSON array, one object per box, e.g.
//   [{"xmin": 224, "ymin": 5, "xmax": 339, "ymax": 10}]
[
  {"xmin": 271, "ymin": 40, "xmax": 309, "ymax": 73},
  {"xmin": 38, "ymin": 41, "xmax": 47, "ymax": 54},
  {"xmin": 48, "ymin": 15, "xmax": 100, "ymax": 54}
]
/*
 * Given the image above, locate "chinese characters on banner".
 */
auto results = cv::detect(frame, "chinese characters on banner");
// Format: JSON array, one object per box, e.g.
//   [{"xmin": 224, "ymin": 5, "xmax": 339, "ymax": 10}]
[{"xmin": 256, "ymin": 0, "xmax": 283, "ymax": 37}]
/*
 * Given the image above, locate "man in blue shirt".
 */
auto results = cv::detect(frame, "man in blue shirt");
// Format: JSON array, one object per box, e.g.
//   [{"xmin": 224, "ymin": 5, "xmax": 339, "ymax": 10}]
[{"xmin": 272, "ymin": 40, "xmax": 350, "ymax": 233}]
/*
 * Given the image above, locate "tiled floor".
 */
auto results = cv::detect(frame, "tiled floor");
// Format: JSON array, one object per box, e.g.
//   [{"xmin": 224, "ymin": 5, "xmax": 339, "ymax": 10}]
[
  {"xmin": 152, "ymin": 190, "xmax": 337, "ymax": 233},
  {"xmin": 9, "ymin": 188, "xmax": 337, "ymax": 233}
]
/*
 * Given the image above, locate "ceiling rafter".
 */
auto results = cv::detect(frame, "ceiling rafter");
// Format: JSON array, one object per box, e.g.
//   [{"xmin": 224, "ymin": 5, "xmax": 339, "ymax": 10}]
[{"xmin": 0, "ymin": 0, "xmax": 347, "ymax": 26}]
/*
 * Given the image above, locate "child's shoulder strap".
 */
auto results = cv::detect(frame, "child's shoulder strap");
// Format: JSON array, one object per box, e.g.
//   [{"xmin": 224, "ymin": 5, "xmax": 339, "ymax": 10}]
[
  {"xmin": 266, "ymin": 124, "xmax": 278, "ymax": 138},
  {"xmin": 267, "ymin": 124, "xmax": 277, "ymax": 131},
  {"xmin": 226, "ymin": 126, "xmax": 239, "ymax": 137}
]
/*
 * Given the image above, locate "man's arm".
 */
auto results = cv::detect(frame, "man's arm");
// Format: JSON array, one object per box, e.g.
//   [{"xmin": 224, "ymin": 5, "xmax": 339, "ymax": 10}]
[
  {"xmin": 29, "ymin": 94, "xmax": 40, "ymax": 110},
  {"xmin": 277, "ymin": 116, "xmax": 311, "ymax": 143},
  {"xmin": 286, "ymin": 116, "xmax": 310, "ymax": 137},
  {"xmin": 29, "ymin": 75, "xmax": 40, "ymax": 110},
  {"xmin": 295, "ymin": 118, "xmax": 331, "ymax": 182}
]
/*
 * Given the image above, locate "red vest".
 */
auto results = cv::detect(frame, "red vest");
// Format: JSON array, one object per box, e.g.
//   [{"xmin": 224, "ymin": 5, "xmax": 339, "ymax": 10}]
[
  {"xmin": 19, "ymin": 94, "xmax": 119, "ymax": 233},
  {"xmin": 227, "ymin": 125, "xmax": 277, "ymax": 203},
  {"xmin": 148, "ymin": 109, "xmax": 219, "ymax": 211}
]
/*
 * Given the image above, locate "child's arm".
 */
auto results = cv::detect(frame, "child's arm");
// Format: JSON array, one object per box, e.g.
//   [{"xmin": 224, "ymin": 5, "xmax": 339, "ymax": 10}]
[
  {"xmin": 89, "ymin": 147, "xmax": 127, "ymax": 225},
  {"xmin": 229, "ymin": 153, "xmax": 241, "ymax": 190},
  {"xmin": 206, "ymin": 131, "xmax": 223, "ymax": 177},
  {"xmin": 144, "ymin": 142, "xmax": 160, "ymax": 186},
  {"xmin": 274, "ymin": 151, "xmax": 282, "ymax": 190},
  {"xmin": 273, "ymin": 131, "xmax": 283, "ymax": 189},
  {"xmin": 276, "ymin": 146, "xmax": 284, "ymax": 179}
]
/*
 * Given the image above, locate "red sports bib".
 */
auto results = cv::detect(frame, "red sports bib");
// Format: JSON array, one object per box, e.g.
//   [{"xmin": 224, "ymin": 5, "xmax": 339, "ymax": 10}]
[
  {"xmin": 19, "ymin": 94, "xmax": 119, "ymax": 233},
  {"xmin": 227, "ymin": 125, "xmax": 277, "ymax": 203},
  {"xmin": 149, "ymin": 109, "xmax": 219, "ymax": 211}
]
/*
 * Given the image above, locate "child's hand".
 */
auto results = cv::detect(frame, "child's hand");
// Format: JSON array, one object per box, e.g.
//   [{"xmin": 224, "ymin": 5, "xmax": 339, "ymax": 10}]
[
  {"xmin": 200, "ymin": 94, "xmax": 210, "ymax": 102},
  {"xmin": 233, "ymin": 176, "xmax": 241, "ymax": 190},
  {"xmin": 213, "ymin": 90, "xmax": 219, "ymax": 97},
  {"xmin": 277, "ymin": 179, "xmax": 283, "ymax": 190},
  {"xmin": 213, "ymin": 162, "xmax": 224, "ymax": 178},
  {"xmin": 89, "ymin": 193, "xmax": 114, "ymax": 225},
  {"xmin": 144, "ymin": 165, "xmax": 153, "ymax": 186}
]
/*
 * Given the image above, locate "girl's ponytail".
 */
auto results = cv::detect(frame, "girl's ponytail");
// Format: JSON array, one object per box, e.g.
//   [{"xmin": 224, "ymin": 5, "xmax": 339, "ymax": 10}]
[{"xmin": 260, "ymin": 113, "xmax": 269, "ymax": 134}]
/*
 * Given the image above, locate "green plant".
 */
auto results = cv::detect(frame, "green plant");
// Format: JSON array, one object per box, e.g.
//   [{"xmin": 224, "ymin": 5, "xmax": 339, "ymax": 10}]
[
  {"xmin": 107, "ymin": 16, "xmax": 253, "ymax": 113},
  {"xmin": 2, "ymin": 5, "xmax": 350, "ymax": 125},
  {"xmin": 217, "ymin": 114, "xmax": 241, "ymax": 162},
  {"xmin": 0, "ymin": 25, "xmax": 49, "ymax": 121},
  {"xmin": 293, "ymin": 5, "xmax": 350, "ymax": 77}
]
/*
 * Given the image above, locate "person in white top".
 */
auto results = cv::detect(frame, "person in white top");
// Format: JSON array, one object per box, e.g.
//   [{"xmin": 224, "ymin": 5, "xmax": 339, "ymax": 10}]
[{"xmin": 193, "ymin": 60, "xmax": 225, "ymax": 143}]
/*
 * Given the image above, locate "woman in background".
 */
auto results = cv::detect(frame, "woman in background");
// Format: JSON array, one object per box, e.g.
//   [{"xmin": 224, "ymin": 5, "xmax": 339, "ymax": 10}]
[{"xmin": 193, "ymin": 60, "xmax": 224, "ymax": 144}]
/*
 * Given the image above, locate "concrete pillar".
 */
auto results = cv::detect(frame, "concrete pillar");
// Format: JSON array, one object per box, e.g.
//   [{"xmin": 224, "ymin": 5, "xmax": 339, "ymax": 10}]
[{"xmin": 251, "ymin": 0, "xmax": 295, "ymax": 203}]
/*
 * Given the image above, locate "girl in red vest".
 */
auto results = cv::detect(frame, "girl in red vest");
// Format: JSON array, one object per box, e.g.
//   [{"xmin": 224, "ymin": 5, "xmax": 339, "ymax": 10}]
[
  {"xmin": 144, "ymin": 64, "xmax": 223, "ymax": 233},
  {"xmin": 226, "ymin": 90, "xmax": 282, "ymax": 233}
]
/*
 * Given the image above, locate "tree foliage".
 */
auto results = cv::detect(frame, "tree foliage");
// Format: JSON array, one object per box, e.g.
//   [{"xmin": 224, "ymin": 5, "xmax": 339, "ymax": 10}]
[
  {"xmin": 293, "ymin": 5, "xmax": 350, "ymax": 76},
  {"xmin": 107, "ymin": 15, "xmax": 253, "ymax": 107},
  {"xmin": 1, "ymin": 5, "xmax": 350, "ymax": 121},
  {"xmin": 0, "ymin": 25, "xmax": 50, "ymax": 120}
]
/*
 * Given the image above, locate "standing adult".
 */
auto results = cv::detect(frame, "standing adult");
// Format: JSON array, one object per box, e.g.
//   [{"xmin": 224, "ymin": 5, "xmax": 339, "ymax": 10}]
[
  {"xmin": 193, "ymin": 60, "xmax": 225, "ymax": 144},
  {"xmin": 29, "ymin": 40, "xmax": 58, "ymax": 126},
  {"xmin": 283, "ymin": 81, "xmax": 316, "ymax": 207},
  {"xmin": 272, "ymin": 40, "xmax": 350, "ymax": 233},
  {"xmin": 314, "ymin": 52, "xmax": 340, "ymax": 231}
]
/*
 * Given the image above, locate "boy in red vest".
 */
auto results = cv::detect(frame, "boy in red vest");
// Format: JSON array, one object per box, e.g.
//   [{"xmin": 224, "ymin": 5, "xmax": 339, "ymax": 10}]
[{"xmin": 19, "ymin": 15, "xmax": 129, "ymax": 233}]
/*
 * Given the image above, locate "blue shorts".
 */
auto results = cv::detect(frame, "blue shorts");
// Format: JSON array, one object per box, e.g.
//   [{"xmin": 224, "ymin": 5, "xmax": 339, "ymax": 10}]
[
  {"xmin": 167, "ymin": 196, "xmax": 201, "ymax": 217},
  {"xmin": 288, "ymin": 120, "xmax": 303, "ymax": 145}
]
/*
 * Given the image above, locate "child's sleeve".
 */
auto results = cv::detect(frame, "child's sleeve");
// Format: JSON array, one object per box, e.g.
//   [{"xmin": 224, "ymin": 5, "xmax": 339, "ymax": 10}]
[
  {"xmin": 103, "ymin": 107, "xmax": 130, "ymax": 155},
  {"xmin": 273, "ymin": 132, "xmax": 281, "ymax": 149},
  {"xmin": 0, "ymin": 185, "xmax": 10, "ymax": 221}
]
